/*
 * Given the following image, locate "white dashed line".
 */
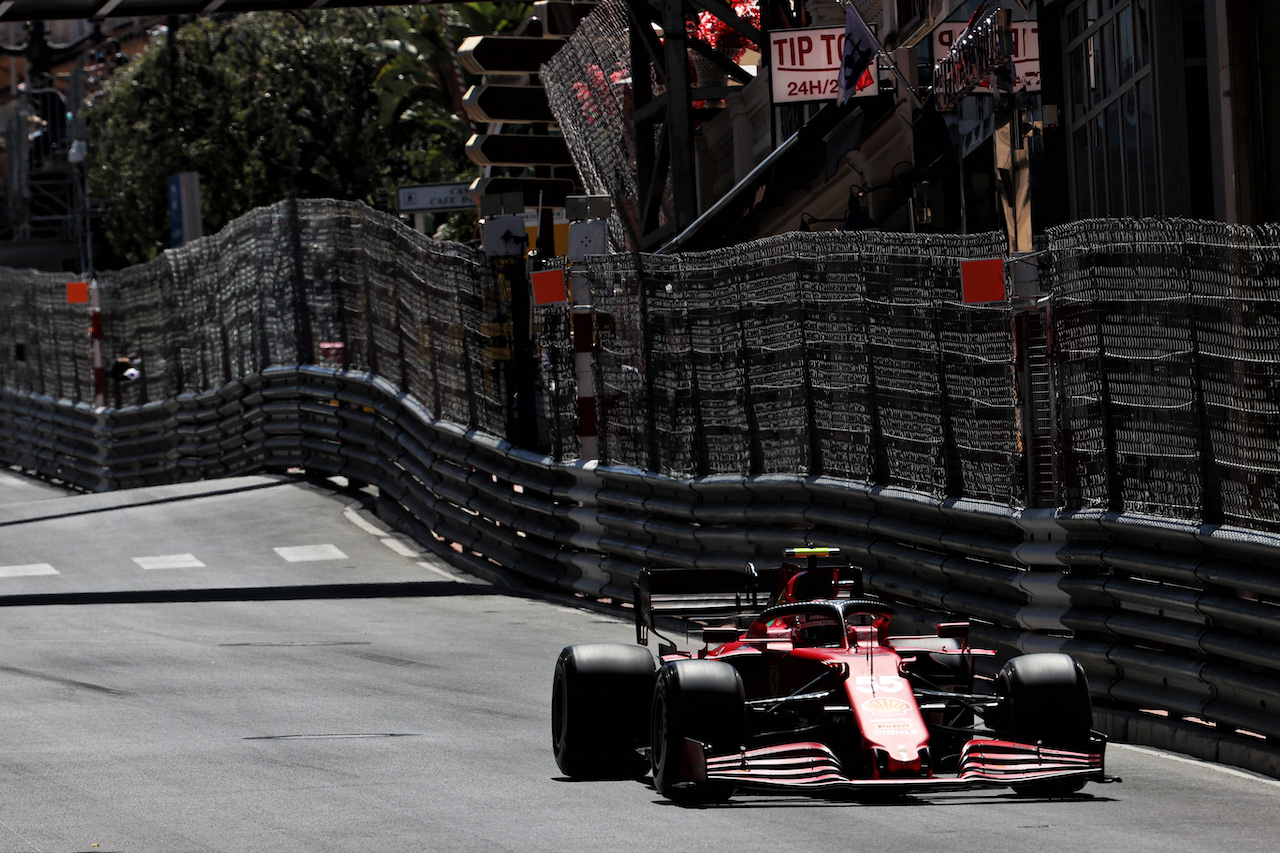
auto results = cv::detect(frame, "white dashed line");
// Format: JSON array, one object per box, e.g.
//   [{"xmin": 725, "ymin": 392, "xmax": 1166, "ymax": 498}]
[
  {"xmin": 343, "ymin": 504, "xmax": 462, "ymax": 583},
  {"xmin": 416, "ymin": 561, "xmax": 460, "ymax": 582},
  {"xmin": 342, "ymin": 506, "xmax": 385, "ymax": 536},
  {"xmin": 381, "ymin": 538, "xmax": 418, "ymax": 557},
  {"xmin": 1114, "ymin": 743, "xmax": 1280, "ymax": 787},
  {"xmin": 274, "ymin": 545, "xmax": 348, "ymax": 563},
  {"xmin": 133, "ymin": 554, "xmax": 206, "ymax": 570},
  {"xmin": 0, "ymin": 563, "xmax": 59, "ymax": 577}
]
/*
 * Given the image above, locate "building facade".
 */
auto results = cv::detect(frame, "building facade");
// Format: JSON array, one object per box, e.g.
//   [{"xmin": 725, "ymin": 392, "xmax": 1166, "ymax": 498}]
[{"xmin": 639, "ymin": 0, "xmax": 1278, "ymax": 251}]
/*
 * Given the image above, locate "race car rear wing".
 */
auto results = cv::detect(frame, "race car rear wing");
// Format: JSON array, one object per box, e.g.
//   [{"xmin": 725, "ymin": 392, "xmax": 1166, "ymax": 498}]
[
  {"xmin": 634, "ymin": 547, "xmax": 865, "ymax": 647},
  {"xmin": 633, "ymin": 565, "xmax": 770, "ymax": 646}
]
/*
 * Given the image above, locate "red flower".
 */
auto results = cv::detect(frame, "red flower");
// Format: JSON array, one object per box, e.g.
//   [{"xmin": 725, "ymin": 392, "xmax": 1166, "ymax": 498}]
[
  {"xmin": 573, "ymin": 63, "xmax": 630, "ymax": 124},
  {"xmin": 686, "ymin": 0, "xmax": 759, "ymax": 61}
]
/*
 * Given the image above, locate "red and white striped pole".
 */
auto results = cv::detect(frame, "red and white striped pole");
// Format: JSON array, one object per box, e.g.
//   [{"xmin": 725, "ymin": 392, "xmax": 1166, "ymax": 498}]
[
  {"xmin": 567, "ymin": 214, "xmax": 607, "ymax": 460},
  {"xmin": 66, "ymin": 279, "xmax": 103, "ymax": 406},
  {"xmin": 89, "ymin": 278, "xmax": 104, "ymax": 407}
]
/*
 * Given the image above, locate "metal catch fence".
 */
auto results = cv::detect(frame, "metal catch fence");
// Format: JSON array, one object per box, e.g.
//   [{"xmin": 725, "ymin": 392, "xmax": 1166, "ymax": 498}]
[
  {"xmin": 0, "ymin": 198, "xmax": 578, "ymax": 461},
  {"xmin": 588, "ymin": 229, "xmax": 1021, "ymax": 504},
  {"xmin": 540, "ymin": 0, "xmax": 655, "ymax": 253},
  {"xmin": 1046, "ymin": 218, "xmax": 1280, "ymax": 533}
]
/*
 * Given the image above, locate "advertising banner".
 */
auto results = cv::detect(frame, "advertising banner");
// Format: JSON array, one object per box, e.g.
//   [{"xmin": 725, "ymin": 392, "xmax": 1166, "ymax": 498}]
[{"xmin": 770, "ymin": 26, "xmax": 878, "ymax": 104}]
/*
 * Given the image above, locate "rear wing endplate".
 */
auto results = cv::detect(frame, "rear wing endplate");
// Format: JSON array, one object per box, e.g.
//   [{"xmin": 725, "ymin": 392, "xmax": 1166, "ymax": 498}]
[{"xmin": 634, "ymin": 565, "xmax": 771, "ymax": 646}]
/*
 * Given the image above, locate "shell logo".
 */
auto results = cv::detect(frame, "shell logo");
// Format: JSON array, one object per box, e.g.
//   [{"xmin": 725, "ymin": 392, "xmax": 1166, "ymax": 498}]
[{"xmin": 863, "ymin": 697, "xmax": 910, "ymax": 717}]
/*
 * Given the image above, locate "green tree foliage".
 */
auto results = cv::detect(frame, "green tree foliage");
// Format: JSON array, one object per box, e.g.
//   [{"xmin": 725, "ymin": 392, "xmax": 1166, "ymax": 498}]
[
  {"xmin": 366, "ymin": 3, "xmax": 529, "ymax": 242},
  {"xmin": 84, "ymin": 9, "xmax": 482, "ymax": 267},
  {"xmin": 370, "ymin": 4, "xmax": 524, "ymax": 130}
]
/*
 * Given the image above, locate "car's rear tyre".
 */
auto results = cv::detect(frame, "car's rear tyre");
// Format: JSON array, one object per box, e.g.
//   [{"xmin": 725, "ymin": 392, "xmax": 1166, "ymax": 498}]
[
  {"xmin": 552, "ymin": 644, "xmax": 654, "ymax": 779},
  {"xmin": 995, "ymin": 653, "xmax": 1094, "ymax": 796},
  {"xmin": 650, "ymin": 659, "xmax": 744, "ymax": 805}
]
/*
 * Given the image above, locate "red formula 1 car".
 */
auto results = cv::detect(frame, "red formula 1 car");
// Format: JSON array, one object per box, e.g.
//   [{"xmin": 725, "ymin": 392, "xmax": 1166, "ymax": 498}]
[{"xmin": 552, "ymin": 547, "xmax": 1114, "ymax": 805}]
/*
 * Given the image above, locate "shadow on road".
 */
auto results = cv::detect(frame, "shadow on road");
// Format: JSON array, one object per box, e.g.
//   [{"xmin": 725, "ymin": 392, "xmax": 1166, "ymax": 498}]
[{"xmin": 0, "ymin": 580, "xmax": 497, "ymax": 607}]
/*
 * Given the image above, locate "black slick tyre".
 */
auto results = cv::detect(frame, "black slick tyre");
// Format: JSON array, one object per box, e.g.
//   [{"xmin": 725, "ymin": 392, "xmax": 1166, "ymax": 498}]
[
  {"xmin": 551, "ymin": 644, "xmax": 655, "ymax": 779},
  {"xmin": 650, "ymin": 659, "xmax": 744, "ymax": 805},
  {"xmin": 995, "ymin": 652, "xmax": 1094, "ymax": 796}
]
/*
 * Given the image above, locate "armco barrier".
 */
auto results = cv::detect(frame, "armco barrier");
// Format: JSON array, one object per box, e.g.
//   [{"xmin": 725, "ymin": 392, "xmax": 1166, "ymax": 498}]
[{"xmin": 4, "ymin": 368, "xmax": 1280, "ymax": 771}]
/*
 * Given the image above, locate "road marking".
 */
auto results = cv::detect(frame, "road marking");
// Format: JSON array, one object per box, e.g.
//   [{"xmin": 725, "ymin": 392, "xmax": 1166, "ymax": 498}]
[
  {"xmin": 344, "ymin": 502, "xmax": 463, "ymax": 583},
  {"xmin": 245, "ymin": 732, "xmax": 419, "ymax": 740},
  {"xmin": 381, "ymin": 537, "xmax": 418, "ymax": 557},
  {"xmin": 342, "ymin": 506, "xmax": 385, "ymax": 536},
  {"xmin": 0, "ymin": 563, "xmax": 58, "ymax": 577},
  {"xmin": 1114, "ymin": 743, "xmax": 1280, "ymax": 787},
  {"xmin": 346, "ymin": 504, "xmax": 432, "ymax": 563},
  {"xmin": 221, "ymin": 641, "xmax": 371, "ymax": 648},
  {"xmin": 133, "ymin": 553, "xmax": 206, "ymax": 570},
  {"xmin": 0, "ymin": 815, "xmax": 41, "ymax": 850},
  {"xmin": 274, "ymin": 544, "xmax": 348, "ymax": 563},
  {"xmin": 417, "ymin": 561, "xmax": 459, "ymax": 582}
]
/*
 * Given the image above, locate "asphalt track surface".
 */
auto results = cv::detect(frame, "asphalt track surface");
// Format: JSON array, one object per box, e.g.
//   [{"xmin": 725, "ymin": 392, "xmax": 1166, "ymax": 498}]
[{"xmin": 0, "ymin": 470, "xmax": 1277, "ymax": 852}]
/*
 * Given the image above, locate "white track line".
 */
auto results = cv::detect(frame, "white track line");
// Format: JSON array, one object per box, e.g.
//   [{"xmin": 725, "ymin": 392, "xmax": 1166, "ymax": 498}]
[
  {"xmin": 274, "ymin": 544, "xmax": 348, "ymax": 563},
  {"xmin": 342, "ymin": 506, "xmax": 385, "ymax": 536},
  {"xmin": 381, "ymin": 538, "xmax": 418, "ymax": 557},
  {"xmin": 343, "ymin": 504, "xmax": 460, "ymax": 582},
  {"xmin": 1114, "ymin": 743, "xmax": 1280, "ymax": 787},
  {"xmin": 0, "ymin": 563, "xmax": 58, "ymax": 577},
  {"xmin": 417, "ymin": 561, "xmax": 460, "ymax": 582},
  {"xmin": 133, "ymin": 553, "xmax": 206, "ymax": 570},
  {"xmin": 0, "ymin": 816, "xmax": 42, "ymax": 853}
]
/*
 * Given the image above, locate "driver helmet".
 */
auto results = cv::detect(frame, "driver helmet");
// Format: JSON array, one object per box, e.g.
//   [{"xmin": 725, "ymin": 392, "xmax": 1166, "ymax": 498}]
[{"xmin": 792, "ymin": 615, "xmax": 842, "ymax": 647}]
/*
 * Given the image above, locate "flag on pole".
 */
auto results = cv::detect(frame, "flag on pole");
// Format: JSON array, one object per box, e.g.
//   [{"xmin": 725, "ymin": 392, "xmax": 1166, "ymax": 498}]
[{"xmin": 837, "ymin": 4, "xmax": 879, "ymax": 105}]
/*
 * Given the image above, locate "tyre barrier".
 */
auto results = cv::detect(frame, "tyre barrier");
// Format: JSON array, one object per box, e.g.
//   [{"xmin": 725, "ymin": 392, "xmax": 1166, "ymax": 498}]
[{"xmin": 3, "ymin": 371, "xmax": 1280, "ymax": 772}]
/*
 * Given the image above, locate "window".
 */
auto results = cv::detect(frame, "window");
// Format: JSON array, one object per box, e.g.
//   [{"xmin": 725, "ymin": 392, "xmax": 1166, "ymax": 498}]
[{"xmin": 1063, "ymin": 0, "xmax": 1157, "ymax": 217}]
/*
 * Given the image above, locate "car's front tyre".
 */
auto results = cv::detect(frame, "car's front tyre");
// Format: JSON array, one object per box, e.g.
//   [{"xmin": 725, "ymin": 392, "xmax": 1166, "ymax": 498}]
[
  {"xmin": 994, "ymin": 652, "xmax": 1094, "ymax": 796},
  {"xmin": 650, "ymin": 659, "xmax": 744, "ymax": 805}
]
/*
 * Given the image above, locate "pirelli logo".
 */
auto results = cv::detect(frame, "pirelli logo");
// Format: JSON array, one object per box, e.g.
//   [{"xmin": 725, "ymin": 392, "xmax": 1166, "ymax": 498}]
[{"xmin": 874, "ymin": 722, "xmax": 916, "ymax": 732}]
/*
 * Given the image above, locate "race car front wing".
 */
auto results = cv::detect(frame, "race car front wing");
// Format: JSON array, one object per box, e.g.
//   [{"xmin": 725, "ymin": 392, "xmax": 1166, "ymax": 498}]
[{"xmin": 692, "ymin": 737, "xmax": 1109, "ymax": 794}]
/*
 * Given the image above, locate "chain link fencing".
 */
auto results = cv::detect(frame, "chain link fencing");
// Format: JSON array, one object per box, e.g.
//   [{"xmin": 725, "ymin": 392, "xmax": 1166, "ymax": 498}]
[
  {"xmin": 0, "ymin": 198, "xmax": 578, "ymax": 461},
  {"xmin": 541, "ymin": 0, "xmax": 661, "ymax": 253},
  {"xmin": 1046, "ymin": 218, "xmax": 1280, "ymax": 532},
  {"xmin": 8, "ymin": 202, "xmax": 1280, "ymax": 768},
  {"xmin": 6, "ymin": 199, "xmax": 1280, "ymax": 532},
  {"xmin": 0, "ymin": 265, "xmax": 91, "ymax": 400},
  {"xmin": 587, "ymin": 229, "xmax": 1021, "ymax": 503}
]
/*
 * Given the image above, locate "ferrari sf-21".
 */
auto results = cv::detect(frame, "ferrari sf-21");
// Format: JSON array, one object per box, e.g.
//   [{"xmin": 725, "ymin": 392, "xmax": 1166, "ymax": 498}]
[{"xmin": 552, "ymin": 547, "xmax": 1115, "ymax": 804}]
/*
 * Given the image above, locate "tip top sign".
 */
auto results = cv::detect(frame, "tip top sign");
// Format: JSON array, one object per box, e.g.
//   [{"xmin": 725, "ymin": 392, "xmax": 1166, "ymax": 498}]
[
  {"xmin": 770, "ymin": 26, "xmax": 878, "ymax": 104},
  {"xmin": 933, "ymin": 10, "xmax": 1040, "ymax": 111}
]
